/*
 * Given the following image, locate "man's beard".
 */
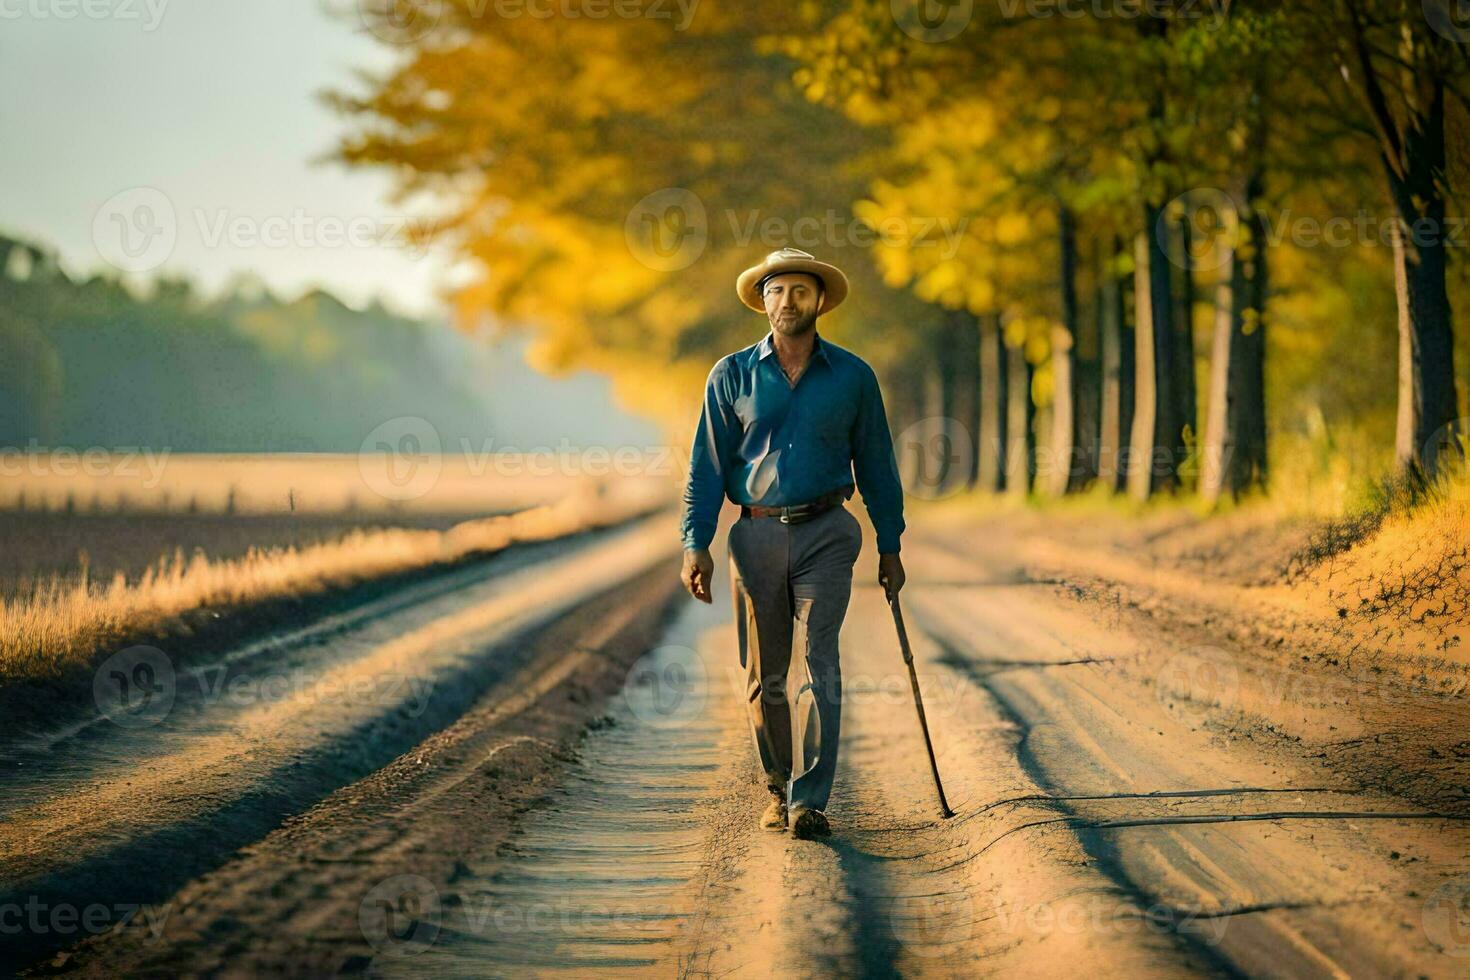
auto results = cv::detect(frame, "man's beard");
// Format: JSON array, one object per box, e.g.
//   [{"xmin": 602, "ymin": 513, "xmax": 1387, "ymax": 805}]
[{"xmin": 773, "ymin": 308, "xmax": 819, "ymax": 336}]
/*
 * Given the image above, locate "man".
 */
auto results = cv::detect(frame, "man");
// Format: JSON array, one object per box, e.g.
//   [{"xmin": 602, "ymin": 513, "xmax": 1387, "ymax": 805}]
[{"xmin": 680, "ymin": 246, "xmax": 906, "ymax": 840}]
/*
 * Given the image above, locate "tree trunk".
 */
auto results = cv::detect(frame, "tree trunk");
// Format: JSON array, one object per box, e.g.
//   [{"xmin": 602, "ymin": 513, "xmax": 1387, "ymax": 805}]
[
  {"xmin": 1201, "ymin": 245, "xmax": 1234, "ymax": 505},
  {"xmin": 1128, "ymin": 221, "xmax": 1181, "ymax": 500},
  {"xmin": 1073, "ymin": 238, "xmax": 1103, "ymax": 491},
  {"xmin": 1173, "ymin": 211, "xmax": 1198, "ymax": 487},
  {"xmin": 1098, "ymin": 237, "xmax": 1134, "ymax": 492},
  {"xmin": 1384, "ymin": 78, "xmax": 1459, "ymax": 480},
  {"xmin": 978, "ymin": 312, "xmax": 1008, "ymax": 492},
  {"xmin": 1194, "ymin": 0, "xmax": 1267, "ymax": 505},
  {"xmin": 1342, "ymin": 19, "xmax": 1460, "ymax": 479},
  {"xmin": 891, "ymin": 355, "xmax": 930, "ymax": 493},
  {"xmin": 1006, "ymin": 335, "xmax": 1035, "ymax": 497},
  {"xmin": 1227, "ymin": 175, "xmax": 1269, "ymax": 496},
  {"xmin": 1047, "ymin": 203, "xmax": 1081, "ymax": 496},
  {"xmin": 1127, "ymin": 15, "xmax": 1182, "ymax": 499},
  {"xmin": 944, "ymin": 307, "xmax": 982, "ymax": 488}
]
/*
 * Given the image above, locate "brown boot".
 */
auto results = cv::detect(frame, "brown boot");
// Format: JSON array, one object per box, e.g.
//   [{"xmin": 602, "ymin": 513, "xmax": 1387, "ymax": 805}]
[
  {"xmin": 760, "ymin": 787, "xmax": 788, "ymax": 831},
  {"xmin": 789, "ymin": 806, "xmax": 830, "ymax": 839}
]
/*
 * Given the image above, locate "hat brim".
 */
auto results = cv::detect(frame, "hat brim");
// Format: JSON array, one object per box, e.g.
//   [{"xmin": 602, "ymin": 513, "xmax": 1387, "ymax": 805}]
[{"xmin": 736, "ymin": 257, "xmax": 849, "ymax": 315}]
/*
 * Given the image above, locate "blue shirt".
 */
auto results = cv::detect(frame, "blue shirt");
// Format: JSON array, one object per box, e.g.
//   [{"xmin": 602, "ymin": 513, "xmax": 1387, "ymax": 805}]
[{"xmin": 680, "ymin": 330, "xmax": 906, "ymax": 554}]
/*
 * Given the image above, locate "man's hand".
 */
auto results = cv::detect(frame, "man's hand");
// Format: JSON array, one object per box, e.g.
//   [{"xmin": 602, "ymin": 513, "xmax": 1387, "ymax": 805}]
[
  {"xmin": 878, "ymin": 552, "xmax": 906, "ymax": 601},
  {"xmin": 682, "ymin": 547, "xmax": 714, "ymax": 603}
]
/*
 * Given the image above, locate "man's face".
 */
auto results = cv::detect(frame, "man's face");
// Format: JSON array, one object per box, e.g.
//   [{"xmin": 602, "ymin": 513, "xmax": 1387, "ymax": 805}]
[{"xmin": 762, "ymin": 272, "xmax": 823, "ymax": 338}]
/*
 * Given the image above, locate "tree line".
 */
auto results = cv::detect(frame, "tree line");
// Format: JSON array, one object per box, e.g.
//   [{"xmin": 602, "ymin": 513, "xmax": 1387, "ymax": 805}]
[
  {"xmin": 0, "ymin": 233, "xmax": 495, "ymax": 452},
  {"xmin": 336, "ymin": 0, "xmax": 1469, "ymax": 501}
]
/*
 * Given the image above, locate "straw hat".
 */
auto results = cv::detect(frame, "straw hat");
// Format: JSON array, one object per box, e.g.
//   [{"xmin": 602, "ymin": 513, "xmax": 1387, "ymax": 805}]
[{"xmin": 736, "ymin": 247, "xmax": 849, "ymax": 315}]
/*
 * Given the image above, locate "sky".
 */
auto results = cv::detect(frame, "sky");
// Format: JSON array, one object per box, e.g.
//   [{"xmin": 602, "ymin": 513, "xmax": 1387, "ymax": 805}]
[{"xmin": 0, "ymin": 0, "xmax": 460, "ymax": 319}]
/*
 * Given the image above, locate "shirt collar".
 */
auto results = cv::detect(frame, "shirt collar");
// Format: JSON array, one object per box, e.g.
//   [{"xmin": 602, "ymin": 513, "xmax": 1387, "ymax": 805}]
[{"xmin": 756, "ymin": 330, "xmax": 832, "ymax": 367}]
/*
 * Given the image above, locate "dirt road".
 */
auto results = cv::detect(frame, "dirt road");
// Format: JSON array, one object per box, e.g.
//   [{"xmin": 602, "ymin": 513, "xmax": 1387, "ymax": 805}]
[{"xmin": 9, "ymin": 512, "xmax": 1469, "ymax": 977}]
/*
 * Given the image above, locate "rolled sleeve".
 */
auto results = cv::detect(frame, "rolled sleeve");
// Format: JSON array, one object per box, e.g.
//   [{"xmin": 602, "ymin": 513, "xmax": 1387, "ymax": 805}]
[
  {"xmin": 679, "ymin": 362, "xmax": 734, "ymax": 550},
  {"xmin": 851, "ymin": 366, "xmax": 906, "ymax": 554}
]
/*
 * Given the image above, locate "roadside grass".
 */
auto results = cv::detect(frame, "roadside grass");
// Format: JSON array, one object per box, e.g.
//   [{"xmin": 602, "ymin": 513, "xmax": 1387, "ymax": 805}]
[
  {"xmin": 910, "ymin": 450, "xmax": 1468, "ymax": 662},
  {"xmin": 1297, "ymin": 467, "xmax": 1470, "ymax": 658},
  {"xmin": 0, "ymin": 490, "xmax": 655, "ymax": 686}
]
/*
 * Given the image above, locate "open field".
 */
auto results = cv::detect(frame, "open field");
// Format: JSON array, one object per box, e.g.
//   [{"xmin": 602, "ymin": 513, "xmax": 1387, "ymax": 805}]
[{"xmin": 0, "ymin": 455, "xmax": 673, "ymax": 733}]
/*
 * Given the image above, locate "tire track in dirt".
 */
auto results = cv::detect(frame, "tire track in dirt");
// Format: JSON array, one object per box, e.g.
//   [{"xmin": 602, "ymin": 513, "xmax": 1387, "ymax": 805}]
[
  {"xmin": 30, "ymin": 559, "xmax": 687, "ymax": 976},
  {"xmin": 902, "ymin": 549, "xmax": 1470, "ymax": 979},
  {"xmin": 34, "ymin": 513, "xmax": 1462, "ymax": 976},
  {"xmin": 1, "ymin": 516, "xmax": 679, "ymax": 973}
]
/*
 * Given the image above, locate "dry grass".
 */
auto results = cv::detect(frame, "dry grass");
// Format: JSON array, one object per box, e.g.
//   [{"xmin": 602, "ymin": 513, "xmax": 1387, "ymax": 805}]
[
  {"xmin": 0, "ymin": 486, "xmax": 662, "ymax": 684},
  {"xmin": 0, "ymin": 511, "xmax": 484, "ymax": 599},
  {"xmin": 1299, "ymin": 471, "xmax": 1470, "ymax": 658}
]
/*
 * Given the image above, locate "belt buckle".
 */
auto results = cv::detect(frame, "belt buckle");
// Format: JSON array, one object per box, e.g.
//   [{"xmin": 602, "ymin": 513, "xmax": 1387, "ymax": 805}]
[{"xmin": 778, "ymin": 507, "xmax": 793, "ymax": 525}]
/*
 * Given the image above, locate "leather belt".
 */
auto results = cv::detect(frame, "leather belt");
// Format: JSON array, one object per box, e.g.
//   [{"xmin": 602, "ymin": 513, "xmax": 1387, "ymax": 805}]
[{"xmin": 740, "ymin": 488, "xmax": 849, "ymax": 525}]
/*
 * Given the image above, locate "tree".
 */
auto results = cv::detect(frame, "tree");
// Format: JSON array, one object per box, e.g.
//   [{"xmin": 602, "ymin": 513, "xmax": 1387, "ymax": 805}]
[{"xmin": 1325, "ymin": 0, "xmax": 1465, "ymax": 479}]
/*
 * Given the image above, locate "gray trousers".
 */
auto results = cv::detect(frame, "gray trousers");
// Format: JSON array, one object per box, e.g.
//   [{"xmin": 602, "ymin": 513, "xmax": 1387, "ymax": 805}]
[{"xmin": 727, "ymin": 504, "xmax": 862, "ymax": 813}]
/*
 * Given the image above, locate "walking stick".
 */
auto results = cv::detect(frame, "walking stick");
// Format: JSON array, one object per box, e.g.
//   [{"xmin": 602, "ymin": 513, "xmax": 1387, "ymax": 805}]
[{"xmin": 886, "ymin": 591, "xmax": 955, "ymax": 819}]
